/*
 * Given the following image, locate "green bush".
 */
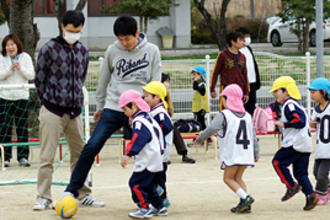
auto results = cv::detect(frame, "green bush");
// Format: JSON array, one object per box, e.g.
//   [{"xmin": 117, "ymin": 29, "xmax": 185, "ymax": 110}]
[{"xmin": 191, "ymin": 16, "xmax": 269, "ymax": 44}]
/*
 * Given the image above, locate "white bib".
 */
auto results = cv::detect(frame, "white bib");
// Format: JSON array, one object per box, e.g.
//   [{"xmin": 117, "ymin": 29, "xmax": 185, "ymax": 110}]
[{"xmin": 218, "ymin": 109, "xmax": 255, "ymax": 168}]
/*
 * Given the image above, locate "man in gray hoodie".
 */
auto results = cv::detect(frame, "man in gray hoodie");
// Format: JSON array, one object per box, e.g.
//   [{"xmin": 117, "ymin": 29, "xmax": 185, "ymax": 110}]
[{"xmin": 64, "ymin": 16, "xmax": 162, "ymax": 201}]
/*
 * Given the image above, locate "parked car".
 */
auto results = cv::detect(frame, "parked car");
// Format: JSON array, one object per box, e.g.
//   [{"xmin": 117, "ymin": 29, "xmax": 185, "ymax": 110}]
[{"xmin": 267, "ymin": 17, "xmax": 330, "ymax": 47}]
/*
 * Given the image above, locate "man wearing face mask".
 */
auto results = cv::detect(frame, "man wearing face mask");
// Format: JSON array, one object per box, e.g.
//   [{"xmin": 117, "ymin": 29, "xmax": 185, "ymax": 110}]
[
  {"xmin": 236, "ymin": 27, "xmax": 261, "ymax": 116},
  {"xmin": 33, "ymin": 10, "xmax": 103, "ymax": 210}
]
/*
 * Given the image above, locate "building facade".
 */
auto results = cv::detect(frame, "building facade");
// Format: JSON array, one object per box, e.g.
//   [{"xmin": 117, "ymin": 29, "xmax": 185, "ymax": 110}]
[{"xmin": 0, "ymin": 0, "xmax": 191, "ymax": 50}]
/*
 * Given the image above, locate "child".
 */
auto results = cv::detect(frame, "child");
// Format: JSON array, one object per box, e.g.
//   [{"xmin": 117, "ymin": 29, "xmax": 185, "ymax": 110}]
[
  {"xmin": 143, "ymin": 81, "xmax": 173, "ymax": 209},
  {"xmin": 308, "ymin": 77, "xmax": 330, "ymax": 205},
  {"xmin": 191, "ymin": 66, "xmax": 209, "ymax": 130},
  {"xmin": 195, "ymin": 84, "xmax": 259, "ymax": 214},
  {"xmin": 161, "ymin": 73, "xmax": 195, "ymax": 163},
  {"xmin": 118, "ymin": 90, "xmax": 167, "ymax": 218},
  {"xmin": 270, "ymin": 76, "xmax": 319, "ymax": 211}
]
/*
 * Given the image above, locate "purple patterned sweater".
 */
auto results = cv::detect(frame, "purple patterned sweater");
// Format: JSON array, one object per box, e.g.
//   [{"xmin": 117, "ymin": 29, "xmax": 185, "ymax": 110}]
[{"xmin": 35, "ymin": 36, "xmax": 89, "ymax": 117}]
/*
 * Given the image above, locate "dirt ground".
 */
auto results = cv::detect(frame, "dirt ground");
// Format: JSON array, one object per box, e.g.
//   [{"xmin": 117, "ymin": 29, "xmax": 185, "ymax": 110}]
[{"xmin": 0, "ymin": 135, "xmax": 329, "ymax": 220}]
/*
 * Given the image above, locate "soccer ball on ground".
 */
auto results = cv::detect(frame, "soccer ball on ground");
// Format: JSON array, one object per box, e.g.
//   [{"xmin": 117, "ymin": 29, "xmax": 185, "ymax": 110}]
[{"xmin": 55, "ymin": 195, "xmax": 78, "ymax": 219}]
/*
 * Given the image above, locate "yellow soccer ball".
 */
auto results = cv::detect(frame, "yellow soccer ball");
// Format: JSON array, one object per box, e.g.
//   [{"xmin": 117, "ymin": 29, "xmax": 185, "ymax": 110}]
[{"xmin": 55, "ymin": 195, "xmax": 78, "ymax": 219}]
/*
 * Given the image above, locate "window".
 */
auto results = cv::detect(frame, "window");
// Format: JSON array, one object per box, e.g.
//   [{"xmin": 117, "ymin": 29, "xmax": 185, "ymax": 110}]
[
  {"xmin": 88, "ymin": 0, "xmax": 119, "ymax": 16},
  {"xmin": 34, "ymin": 0, "xmax": 60, "ymax": 16}
]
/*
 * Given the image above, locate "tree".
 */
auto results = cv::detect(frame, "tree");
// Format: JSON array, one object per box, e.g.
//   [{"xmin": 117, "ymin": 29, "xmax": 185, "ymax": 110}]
[
  {"xmin": 250, "ymin": 0, "xmax": 255, "ymax": 19},
  {"xmin": 54, "ymin": 0, "xmax": 87, "ymax": 34},
  {"xmin": 193, "ymin": 0, "xmax": 231, "ymax": 51},
  {"xmin": 106, "ymin": 0, "xmax": 178, "ymax": 34},
  {"xmin": 0, "ymin": 0, "xmax": 39, "ymax": 63},
  {"xmin": 279, "ymin": 0, "xmax": 330, "ymax": 53}
]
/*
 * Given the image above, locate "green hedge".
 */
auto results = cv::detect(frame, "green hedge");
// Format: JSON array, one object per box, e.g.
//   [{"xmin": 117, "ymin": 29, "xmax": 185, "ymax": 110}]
[{"xmin": 191, "ymin": 17, "xmax": 269, "ymax": 44}]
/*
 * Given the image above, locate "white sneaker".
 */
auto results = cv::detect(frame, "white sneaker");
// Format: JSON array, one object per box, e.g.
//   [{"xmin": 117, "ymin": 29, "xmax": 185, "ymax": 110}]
[
  {"xmin": 78, "ymin": 194, "xmax": 105, "ymax": 207},
  {"xmin": 52, "ymin": 192, "xmax": 75, "ymax": 209},
  {"xmin": 33, "ymin": 197, "xmax": 50, "ymax": 211}
]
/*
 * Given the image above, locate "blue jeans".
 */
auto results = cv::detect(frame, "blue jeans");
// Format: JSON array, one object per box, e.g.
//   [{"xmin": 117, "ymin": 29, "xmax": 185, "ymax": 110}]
[{"xmin": 66, "ymin": 109, "xmax": 129, "ymax": 197}]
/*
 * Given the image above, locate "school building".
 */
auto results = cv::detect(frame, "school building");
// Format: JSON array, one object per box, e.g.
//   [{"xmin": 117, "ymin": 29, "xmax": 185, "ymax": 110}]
[{"xmin": 0, "ymin": 0, "xmax": 191, "ymax": 50}]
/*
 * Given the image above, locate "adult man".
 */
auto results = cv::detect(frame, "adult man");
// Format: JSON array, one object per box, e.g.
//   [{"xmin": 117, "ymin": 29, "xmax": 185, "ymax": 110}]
[
  {"xmin": 210, "ymin": 32, "xmax": 249, "ymax": 111},
  {"xmin": 64, "ymin": 16, "xmax": 162, "ymax": 200},
  {"xmin": 236, "ymin": 27, "xmax": 261, "ymax": 116},
  {"xmin": 33, "ymin": 10, "xmax": 101, "ymax": 210}
]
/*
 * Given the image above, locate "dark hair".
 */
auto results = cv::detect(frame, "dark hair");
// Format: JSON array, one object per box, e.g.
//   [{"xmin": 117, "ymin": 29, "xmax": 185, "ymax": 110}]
[
  {"xmin": 1, "ymin": 34, "xmax": 23, "ymax": 56},
  {"xmin": 321, "ymin": 90, "xmax": 330, "ymax": 101},
  {"xmin": 62, "ymin": 10, "xmax": 85, "ymax": 27},
  {"xmin": 125, "ymin": 102, "xmax": 133, "ymax": 109},
  {"xmin": 161, "ymin": 73, "xmax": 170, "ymax": 83},
  {"xmin": 114, "ymin": 16, "xmax": 138, "ymax": 36},
  {"xmin": 227, "ymin": 32, "xmax": 244, "ymax": 47},
  {"xmin": 235, "ymin": 27, "xmax": 250, "ymax": 35}
]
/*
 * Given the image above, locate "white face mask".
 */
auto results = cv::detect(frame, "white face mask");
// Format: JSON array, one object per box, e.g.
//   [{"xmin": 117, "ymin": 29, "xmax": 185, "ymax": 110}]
[
  {"xmin": 64, "ymin": 31, "xmax": 81, "ymax": 45},
  {"xmin": 244, "ymin": 37, "xmax": 251, "ymax": 46}
]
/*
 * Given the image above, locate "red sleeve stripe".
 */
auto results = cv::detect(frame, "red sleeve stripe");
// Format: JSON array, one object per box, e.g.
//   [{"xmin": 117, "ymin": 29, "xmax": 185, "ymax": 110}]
[
  {"xmin": 126, "ymin": 133, "xmax": 139, "ymax": 155},
  {"xmin": 290, "ymin": 113, "xmax": 301, "ymax": 124}
]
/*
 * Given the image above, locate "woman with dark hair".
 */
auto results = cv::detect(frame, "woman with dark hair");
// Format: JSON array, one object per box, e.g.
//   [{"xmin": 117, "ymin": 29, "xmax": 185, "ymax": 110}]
[{"xmin": 0, "ymin": 34, "xmax": 35, "ymax": 167}]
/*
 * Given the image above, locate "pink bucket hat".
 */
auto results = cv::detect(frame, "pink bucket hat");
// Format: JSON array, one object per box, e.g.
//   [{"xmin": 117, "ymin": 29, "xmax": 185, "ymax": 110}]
[
  {"xmin": 220, "ymin": 84, "xmax": 245, "ymax": 113},
  {"xmin": 118, "ymin": 90, "xmax": 150, "ymax": 112}
]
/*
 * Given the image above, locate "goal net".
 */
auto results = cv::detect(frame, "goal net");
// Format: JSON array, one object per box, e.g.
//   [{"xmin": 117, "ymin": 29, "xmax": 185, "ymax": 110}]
[{"xmin": 0, "ymin": 84, "xmax": 91, "ymax": 186}]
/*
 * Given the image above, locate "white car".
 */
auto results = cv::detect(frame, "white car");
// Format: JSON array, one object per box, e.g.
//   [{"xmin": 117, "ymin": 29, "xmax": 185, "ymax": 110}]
[{"xmin": 267, "ymin": 16, "xmax": 330, "ymax": 47}]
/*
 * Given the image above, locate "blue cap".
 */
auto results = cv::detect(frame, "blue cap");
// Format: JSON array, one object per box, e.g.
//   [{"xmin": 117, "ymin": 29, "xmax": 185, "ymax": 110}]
[
  {"xmin": 192, "ymin": 66, "xmax": 206, "ymax": 81},
  {"xmin": 308, "ymin": 77, "xmax": 330, "ymax": 97}
]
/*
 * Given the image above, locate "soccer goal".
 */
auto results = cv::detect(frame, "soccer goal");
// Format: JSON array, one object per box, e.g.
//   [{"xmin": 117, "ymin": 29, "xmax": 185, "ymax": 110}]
[{"xmin": 0, "ymin": 84, "xmax": 91, "ymax": 186}]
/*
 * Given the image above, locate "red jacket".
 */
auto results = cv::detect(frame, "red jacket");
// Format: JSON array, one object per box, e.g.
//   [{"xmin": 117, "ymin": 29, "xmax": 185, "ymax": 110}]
[{"xmin": 210, "ymin": 49, "xmax": 249, "ymax": 96}]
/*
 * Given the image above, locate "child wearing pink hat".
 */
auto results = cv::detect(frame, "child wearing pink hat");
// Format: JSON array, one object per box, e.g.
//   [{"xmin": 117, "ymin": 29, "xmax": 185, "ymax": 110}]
[
  {"xmin": 196, "ymin": 84, "xmax": 259, "ymax": 214},
  {"xmin": 118, "ymin": 90, "xmax": 167, "ymax": 218}
]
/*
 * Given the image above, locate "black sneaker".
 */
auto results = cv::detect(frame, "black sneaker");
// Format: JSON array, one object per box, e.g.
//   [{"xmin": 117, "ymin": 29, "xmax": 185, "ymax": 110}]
[
  {"xmin": 281, "ymin": 184, "xmax": 300, "ymax": 201},
  {"xmin": 230, "ymin": 196, "xmax": 254, "ymax": 213},
  {"xmin": 182, "ymin": 155, "xmax": 195, "ymax": 163},
  {"xmin": 303, "ymin": 193, "xmax": 319, "ymax": 211}
]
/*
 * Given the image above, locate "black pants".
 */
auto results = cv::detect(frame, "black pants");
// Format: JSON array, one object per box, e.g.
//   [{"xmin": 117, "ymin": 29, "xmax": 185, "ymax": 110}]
[
  {"xmin": 194, "ymin": 109, "xmax": 206, "ymax": 130},
  {"xmin": 244, "ymin": 83, "xmax": 257, "ymax": 116},
  {"xmin": 0, "ymin": 98, "xmax": 29, "ymax": 161},
  {"xmin": 172, "ymin": 126, "xmax": 188, "ymax": 156}
]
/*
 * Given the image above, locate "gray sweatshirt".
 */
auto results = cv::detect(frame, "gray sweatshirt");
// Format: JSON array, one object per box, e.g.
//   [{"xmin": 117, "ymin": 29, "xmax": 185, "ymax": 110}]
[
  {"xmin": 196, "ymin": 111, "xmax": 260, "ymax": 159},
  {"xmin": 96, "ymin": 33, "xmax": 162, "ymax": 111}
]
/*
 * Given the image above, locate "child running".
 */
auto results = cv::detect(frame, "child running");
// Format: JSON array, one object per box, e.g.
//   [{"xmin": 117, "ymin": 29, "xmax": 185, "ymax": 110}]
[
  {"xmin": 270, "ymin": 76, "xmax": 319, "ymax": 210},
  {"xmin": 143, "ymin": 81, "xmax": 173, "ymax": 210},
  {"xmin": 118, "ymin": 90, "xmax": 167, "ymax": 219},
  {"xmin": 195, "ymin": 84, "xmax": 259, "ymax": 214},
  {"xmin": 308, "ymin": 77, "xmax": 330, "ymax": 205}
]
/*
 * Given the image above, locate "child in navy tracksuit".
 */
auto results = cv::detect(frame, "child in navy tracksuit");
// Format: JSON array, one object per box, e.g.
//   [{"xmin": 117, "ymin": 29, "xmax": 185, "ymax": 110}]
[
  {"xmin": 118, "ymin": 90, "xmax": 167, "ymax": 219},
  {"xmin": 308, "ymin": 77, "xmax": 330, "ymax": 205},
  {"xmin": 270, "ymin": 76, "xmax": 319, "ymax": 211},
  {"xmin": 143, "ymin": 81, "xmax": 173, "ymax": 209}
]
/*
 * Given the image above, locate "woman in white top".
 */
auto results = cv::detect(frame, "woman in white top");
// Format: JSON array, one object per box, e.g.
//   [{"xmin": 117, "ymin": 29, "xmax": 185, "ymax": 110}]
[{"xmin": 0, "ymin": 34, "xmax": 35, "ymax": 167}]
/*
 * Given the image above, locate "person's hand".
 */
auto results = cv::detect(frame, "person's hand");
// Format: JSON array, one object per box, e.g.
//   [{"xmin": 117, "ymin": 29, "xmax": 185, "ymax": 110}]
[
  {"xmin": 309, "ymin": 120, "xmax": 318, "ymax": 128},
  {"xmin": 121, "ymin": 155, "xmax": 130, "ymax": 168},
  {"xmin": 13, "ymin": 61, "xmax": 20, "ymax": 70},
  {"xmin": 274, "ymin": 120, "xmax": 284, "ymax": 128},
  {"xmin": 194, "ymin": 140, "xmax": 202, "ymax": 146},
  {"xmin": 211, "ymin": 91, "xmax": 217, "ymax": 98},
  {"xmin": 255, "ymin": 157, "xmax": 259, "ymax": 162},
  {"xmin": 243, "ymin": 95, "xmax": 249, "ymax": 104},
  {"xmin": 94, "ymin": 110, "xmax": 103, "ymax": 123}
]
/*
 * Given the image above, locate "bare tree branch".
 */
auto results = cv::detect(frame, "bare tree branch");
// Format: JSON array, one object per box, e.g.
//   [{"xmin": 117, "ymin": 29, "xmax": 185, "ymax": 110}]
[
  {"xmin": 75, "ymin": 0, "xmax": 87, "ymax": 11},
  {"xmin": 193, "ymin": 0, "xmax": 230, "ymax": 50}
]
